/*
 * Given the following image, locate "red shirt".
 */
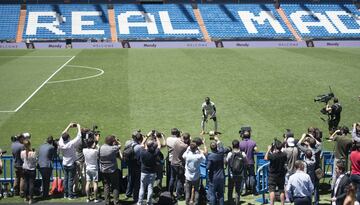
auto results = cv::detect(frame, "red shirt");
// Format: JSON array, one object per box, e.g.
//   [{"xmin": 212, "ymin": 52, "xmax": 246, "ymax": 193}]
[{"xmin": 350, "ymin": 150, "xmax": 360, "ymax": 175}]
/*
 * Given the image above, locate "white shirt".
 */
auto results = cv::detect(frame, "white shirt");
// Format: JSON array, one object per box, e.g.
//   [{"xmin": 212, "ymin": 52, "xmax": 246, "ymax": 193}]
[
  {"xmin": 202, "ymin": 101, "xmax": 216, "ymax": 116},
  {"xmin": 182, "ymin": 148, "xmax": 206, "ymax": 181},
  {"xmin": 58, "ymin": 131, "xmax": 81, "ymax": 166},
  {"xmin": 20, "ymin": 150, "xmax": 37, "ymax": 170},
  {"xmin": 83, "ymin": 148, "xmax": 99, "ymax": 170}
]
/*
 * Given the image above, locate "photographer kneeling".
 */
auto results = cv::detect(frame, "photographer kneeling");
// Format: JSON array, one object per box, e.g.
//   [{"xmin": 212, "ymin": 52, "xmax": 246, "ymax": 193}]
[{"xmin": 265, "ymin": 139, "xmax": 287, "ymax": 205}]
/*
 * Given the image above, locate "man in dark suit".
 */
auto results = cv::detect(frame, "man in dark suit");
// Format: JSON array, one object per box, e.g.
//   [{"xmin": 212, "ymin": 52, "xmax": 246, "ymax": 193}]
[{"xmin": 331, "ymin": 160, "xmax": 351, "ymax": 205}]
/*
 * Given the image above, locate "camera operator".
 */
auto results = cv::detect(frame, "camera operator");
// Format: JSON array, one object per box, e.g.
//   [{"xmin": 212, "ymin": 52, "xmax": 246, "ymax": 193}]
[
  {"xmin": 58, "ymin": 123, "xmax": 82, "ymax": 199},
  {"xmin": 326, "ymin": 98, "xmax": 342, "ymax": 135},
  {"xmin": 239, "ymin": 127, "xmax": 258, "ymax": 195},
  {"xmin": 11, "ymin": 134, "xmax": 25, "ymax": 197},
  {"xmin": 265, "ymin": 139, "xmax": 287, "ymax": 205},
  {"xmin": 207, "ymin": 136, "xmax": 226, "ymax": 205},
  {"xmin": 166, "ymin": 128, "xmax": 181, "ymax": 190},
  {"xmin": 0, "ymin": 149, "xmax": 5, "ymax": 198},
  {"xmin": 38, "ymin": 136, "xmax": 56, "ymax": 199},
  {"xmin": 329, "ymin": 126, "xmax": 352, "ymax": 189},
  {"xmin": 99, "ymin": 135, "xmax": 122, "ymax": 205},
  {"xmin": 352, "ymin": 123, "xmax": 360, "ymax": 143}
]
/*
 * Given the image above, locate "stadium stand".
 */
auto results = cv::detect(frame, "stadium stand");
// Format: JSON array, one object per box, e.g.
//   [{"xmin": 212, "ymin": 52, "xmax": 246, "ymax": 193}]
[
  {"xmin": 0, "ymin": 5, "xmax": 21, "ymax": 41},
  {"xmin": 0, "ymin": 1, "xmax": 359, "ymax": 41},
  {"xmin": 114, "ymin": 4, "xmax": 203, "ymax": 40},
  {"xmin": 23, "ymin": 4, "xmax": 111, "ymax": 40},
  {"xmin": 198, "ymin": 4, "xmax": 293, "ymax": 40},
  {"xmin": 281, "ymin": 3, "xmax": 360, "ymax": 39}
]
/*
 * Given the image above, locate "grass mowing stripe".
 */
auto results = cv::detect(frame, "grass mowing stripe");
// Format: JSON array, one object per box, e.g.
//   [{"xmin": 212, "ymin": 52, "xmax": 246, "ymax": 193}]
[{"xmin": 14, "ymin": 56, "xmax": 76, "ymax": 112}]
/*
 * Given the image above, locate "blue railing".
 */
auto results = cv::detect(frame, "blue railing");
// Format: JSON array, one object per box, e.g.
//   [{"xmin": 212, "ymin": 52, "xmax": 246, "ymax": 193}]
[
  {"xmin": 0, "ymin": 156, "xmax": 64, "ymax": 188},
  {"xmin": 256, "ymin": 162, "xmax": 269, "ymax": 204}
]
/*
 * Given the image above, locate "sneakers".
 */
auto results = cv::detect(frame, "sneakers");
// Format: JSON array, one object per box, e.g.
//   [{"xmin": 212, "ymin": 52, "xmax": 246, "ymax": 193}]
[
  {"xmin": 86, "ymin": 198, "xmax": 90, "ymax": 203},
  {"xmin": 94, "ymin": 199, "xmax": 101, "ymax": 203}
]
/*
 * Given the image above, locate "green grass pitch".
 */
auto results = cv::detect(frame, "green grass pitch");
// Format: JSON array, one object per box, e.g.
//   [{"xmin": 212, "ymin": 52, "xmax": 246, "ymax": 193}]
[
  {"xmin": 0, "ymin": 48, "xmax": 359, "ymax": 203},
  {"xmin": 1, "ymin": 48, "xmax": 359, "ymax": 150}
]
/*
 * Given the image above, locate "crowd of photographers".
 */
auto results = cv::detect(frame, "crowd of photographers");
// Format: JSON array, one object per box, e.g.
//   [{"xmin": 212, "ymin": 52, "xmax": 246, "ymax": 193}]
[{"xmin": 1, "ymin": 122, "xmax": 360, "ymax": 205}]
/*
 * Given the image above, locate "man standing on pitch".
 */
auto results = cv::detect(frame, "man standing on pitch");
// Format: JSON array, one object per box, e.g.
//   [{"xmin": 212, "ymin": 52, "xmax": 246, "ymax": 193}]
[{"xmin": 201, "ymin": 97, "xmax": 217, "ymax": 135}]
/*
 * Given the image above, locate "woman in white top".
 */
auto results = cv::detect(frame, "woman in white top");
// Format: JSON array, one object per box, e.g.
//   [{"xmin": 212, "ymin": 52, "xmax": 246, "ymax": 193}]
[{"xmin": 20, "ymin": 140, "xmax": 37, "ymax": 204}]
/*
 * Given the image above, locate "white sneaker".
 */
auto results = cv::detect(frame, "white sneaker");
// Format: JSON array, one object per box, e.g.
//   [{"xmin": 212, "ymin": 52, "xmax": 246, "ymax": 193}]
[
  {"xmin": 86, "ymin": 199, "xmax": 90, "ymax": 203},
  {"xmin": 94, "ymin": 199, "xmax": 101, "ymax": 203}
]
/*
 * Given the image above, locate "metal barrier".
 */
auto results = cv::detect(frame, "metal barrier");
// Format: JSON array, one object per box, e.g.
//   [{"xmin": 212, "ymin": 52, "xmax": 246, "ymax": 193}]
[
  {"xmin": 255, "ymin": 162, "xmax": 269, "ymax": 204},
  {"xmin": 0, "ymin": 156, "xmax": 64, "ymax": 189}
]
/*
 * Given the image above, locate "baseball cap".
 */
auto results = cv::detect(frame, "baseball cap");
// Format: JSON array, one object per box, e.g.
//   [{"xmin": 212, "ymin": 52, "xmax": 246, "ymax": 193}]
[{"xmin": 287, "ymin": 137, "xmax": 295, "ymax": 147}]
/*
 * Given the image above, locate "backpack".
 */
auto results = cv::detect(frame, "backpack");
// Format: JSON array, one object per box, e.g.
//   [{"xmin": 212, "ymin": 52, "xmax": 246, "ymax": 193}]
[
  {"xmin": 123, "ymin": 143, "xmax": 137, "ymax": 162},
  {"xmin": 230, "ymin": 151, "xmax": 245, "ymax": 176}
]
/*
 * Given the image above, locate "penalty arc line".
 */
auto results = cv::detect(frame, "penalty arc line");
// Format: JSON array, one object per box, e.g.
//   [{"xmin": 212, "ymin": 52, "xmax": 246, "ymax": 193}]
[{"xmin": 13, "ymin": 56, "xmax": 76, "ymax": 112}]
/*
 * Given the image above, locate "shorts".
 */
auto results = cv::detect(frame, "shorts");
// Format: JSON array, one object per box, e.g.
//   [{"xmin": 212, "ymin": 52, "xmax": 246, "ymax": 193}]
[
  {"xmin": 86, "ymin": 169, "xmax": 98, "ymax": 182},
  {"xmin": 268, "ymin": 175, "xmax": 285, "ymax": 192}
]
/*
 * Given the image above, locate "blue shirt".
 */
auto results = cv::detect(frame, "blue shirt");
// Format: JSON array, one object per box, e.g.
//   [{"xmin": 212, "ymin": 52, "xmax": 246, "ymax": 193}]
[
  {"xmin": 182, "ymin": 148, "xmax": 206, "ymax": 181},
  {"xmin": 207, "ymin": 144, "xmax": 225, "ymax": 182},
  {"xmin": 286, "ymin": 170, "xmax": 314, "ymax": 199}
]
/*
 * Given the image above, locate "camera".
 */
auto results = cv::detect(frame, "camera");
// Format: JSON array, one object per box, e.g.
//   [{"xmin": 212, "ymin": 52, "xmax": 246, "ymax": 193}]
[
  {"xmin": 314, "ymin": 86, "xmax": 335, "ymax": 104},
  {"xmin": 337, "ymin": 126, "xmax": 350, "ymax": 135},
  {"xmin": 239, "ymin": 126, "xmax": 251, "ymax": 136},
  {"xmin": 71, "ymin": 123, "xmax": 78, "ymax": 128}
]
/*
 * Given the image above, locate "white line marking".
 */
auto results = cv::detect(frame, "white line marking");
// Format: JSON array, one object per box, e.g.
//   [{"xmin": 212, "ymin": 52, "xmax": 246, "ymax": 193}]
[
  {"xmin": 47, "ymin": 65, "xmax": 104, "ymax": 84},
  {"xmin": 13, "ymin": 56, "xmax": 76, "ymax": 112},
  {"xmin": 0, "ymin": 56, "xmax": 74, "ymax": 58},
  {"xmin": 0, "ymin": 110, "xmax": 16, "ymax": 113}
]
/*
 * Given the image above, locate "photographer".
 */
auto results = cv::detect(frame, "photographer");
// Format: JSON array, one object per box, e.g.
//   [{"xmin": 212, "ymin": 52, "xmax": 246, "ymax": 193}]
[
  {"xmin": 11, "ymin": 134, "xmax": 25, "ymax": 197},
  {"xmin": 239, "ymin": 127, "xmax": 258, "ymax": 195},
  {"xmin": 169, "ymin": 132, "xmax": 191, "ymax": 200},
  {"xmin": 58, "ymin": 123, "xmax": 82, "ymax": 199},
  {"xmin": 38, "ymin": 136, "xmax": 55, "ymax": 199},
  {"xmin": 265, "ymin": 139, "xmax": 287, "ymax": 205},
  {"xmin": 329, "ymin": 126, "xmax": 352, "ymax": 189},
  {"xmin": 83, "ymin": 138, "xmax": 100, "ymax": 203},
  {"xmin": 137, "ymin": 133, "xmax": 162, "ymax": 205},
  {"xmin": 226, "ymin": 140, "xmax": 246, "ymax": 205},
  {"xmin": 326, "ymin": 98, "xmax": 342, "ymax": 135},
  {"xmin": 20, "ymin": 140, "xmax": 37, "ymax": 204},
  {"xmin": 297, "ymin": 133, "xmax": 322, "ymax": 205},
  {"xmin": 207, "ymin": 136, "xmax": 226, "ymax": 205},
  {"xmin": 182, "ymin": 138, "xmax": 207, "ymax": 205},
  {"xmin": 124, "ymin": 130, "xmax": 143, "ymax": 201},
  {"xmin": 0, "ymin": 149, "xmax": 4, "ymax": 198},
  {"xmin": 99, "ymin": 135, "xmax": 122, "ymax": 205}
]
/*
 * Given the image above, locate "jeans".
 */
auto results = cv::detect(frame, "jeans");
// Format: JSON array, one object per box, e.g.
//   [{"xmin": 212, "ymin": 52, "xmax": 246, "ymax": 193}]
[
  {"xmin": 169, "ymin": 165, "xmax": 185, "ymax": 199},
  {"xmin": 313, "ymin": 178, "xmax": 320, "ymax": 205},
  {"xmin": 39, "ymin": 167, "xmax": 52, "ymax": 198},
  {"xmin": 102, "ymin": 170, "xmax": 120, "ymax": 205},
  {"xmin": 74, "ymin": 161, "xmax": 86, "ymax": 194},
  {"xmin": 63, "ymin": 165, "xmax": 76, "ymax": 198},
  {"xmin": 245, "ymin": 164, "xmax": 256, "ymax": 194},
  {"xmin": 185, "ymin": 179, "xmax": 200, "ymax": 205},
  {"xmin": 138, "ymin": 172, "xmax": 156, "ymax": 205},
  {"xmin": 24, "ymin": 169, "xmax": 36, "ymax": 200},
  {"xmin": 126, "ymin": 163, "xmax": 134, "ymax": 197},
  {"xmin": 228, "ymin": 175, "xmax": 243, "ymax": 205},
  {"xmin": 351, "ymin": 174, "xmax": 360, "ymax": 202},
  {"xmin": 208, "ymin": 178, "xmax": 224, "ymax": 205},
  {"xmin": 14, "ymin": 167, "xmax": 25, "ymax": 196}
]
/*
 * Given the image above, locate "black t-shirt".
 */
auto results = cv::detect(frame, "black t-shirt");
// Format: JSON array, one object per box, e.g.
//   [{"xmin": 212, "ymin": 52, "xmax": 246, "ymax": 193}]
[
  {"xmin": 331, "ymin": 103, "xmax": 342, "ymax": 120},
  {"xmin": 268, "ymin": 151, "xmax": 287, "ymax": 178},
  {"xmin": 140, "ymin": 148, "xmax": 160, "ymax": 174}
]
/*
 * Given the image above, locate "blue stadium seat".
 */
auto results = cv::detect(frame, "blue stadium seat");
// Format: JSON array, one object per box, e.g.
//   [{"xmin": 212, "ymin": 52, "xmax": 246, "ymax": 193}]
[{"xmin": 0, "ymin": 5, "xmax": 20, "ymax": 40}]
